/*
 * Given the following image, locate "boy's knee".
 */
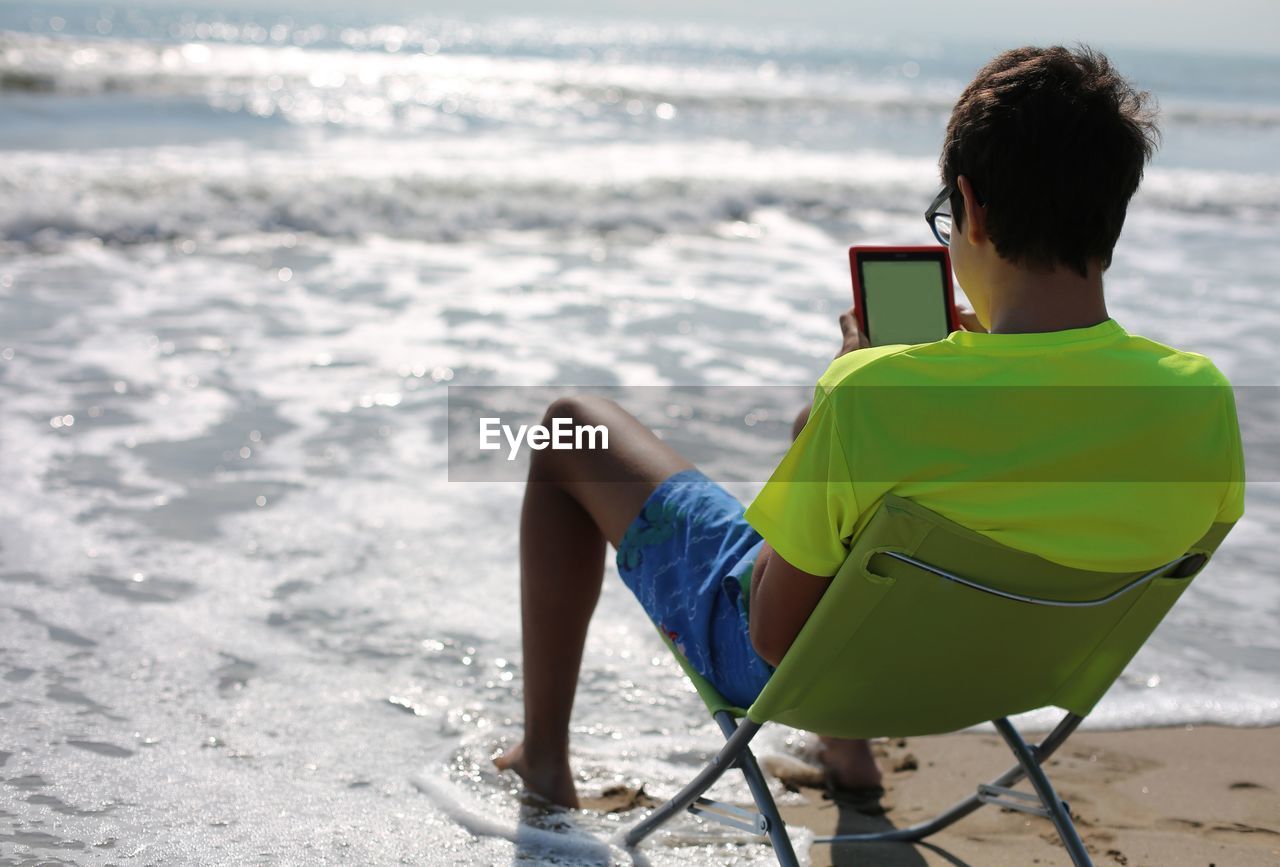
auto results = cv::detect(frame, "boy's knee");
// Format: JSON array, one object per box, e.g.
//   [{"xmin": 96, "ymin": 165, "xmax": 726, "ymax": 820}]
[
  {"xmin": 541, "ymin": 395, "xmax": 615, "ymax": 429},
  {"xmin": 532, "ymin": 395, "xmax": 616, "ymax": 473}
]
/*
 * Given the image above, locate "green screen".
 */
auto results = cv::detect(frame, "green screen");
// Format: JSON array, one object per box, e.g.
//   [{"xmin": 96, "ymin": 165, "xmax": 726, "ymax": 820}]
[{"xmin": 861, "ymin": 259, "xmax": 950, "ymax": 346}]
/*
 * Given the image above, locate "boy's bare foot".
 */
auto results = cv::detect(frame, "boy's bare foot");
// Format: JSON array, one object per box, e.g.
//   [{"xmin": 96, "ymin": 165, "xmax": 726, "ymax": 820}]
[
  {"xmin": 817, "ymin": 736, "xmax": 883, "ymax": 791},
  {"xmin": 493, "ymin": 741, "xmax": 580, "ymax": 808}
]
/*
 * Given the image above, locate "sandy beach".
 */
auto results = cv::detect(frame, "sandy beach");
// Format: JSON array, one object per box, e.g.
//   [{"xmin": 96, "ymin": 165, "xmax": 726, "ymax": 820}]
[{"xmin": 763, "ymin": 725, "xmax": 1280, "ymax": 866}]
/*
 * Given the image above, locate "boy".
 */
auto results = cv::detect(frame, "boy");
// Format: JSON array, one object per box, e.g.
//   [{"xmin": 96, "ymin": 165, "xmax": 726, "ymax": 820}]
[{"xmin": 494, "ymin": 45, "xmax": 1245, "ymax": 808}]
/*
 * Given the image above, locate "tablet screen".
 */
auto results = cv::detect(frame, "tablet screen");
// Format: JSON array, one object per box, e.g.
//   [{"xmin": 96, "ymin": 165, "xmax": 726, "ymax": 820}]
[{"xmin": 860, "ymin": 258, "xmax": 952, "ymax": 346}]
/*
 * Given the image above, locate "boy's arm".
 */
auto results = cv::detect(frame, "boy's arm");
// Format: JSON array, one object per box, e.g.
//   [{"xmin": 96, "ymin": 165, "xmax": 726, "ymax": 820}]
[
  {"xmin": 748, "ymin": 298, "xmax": 969, "ymax": 667},
  {"xmin": 747, "ymin": 541, "xmax": 832, "ymax": 667},
  {"xmin": 747, "ymin": 307, "xmax": 859, "ymax": 666}
]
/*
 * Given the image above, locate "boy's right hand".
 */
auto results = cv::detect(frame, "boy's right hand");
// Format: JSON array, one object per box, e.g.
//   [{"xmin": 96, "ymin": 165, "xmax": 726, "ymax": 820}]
[
  {"xmin": 956, "ymin": 304, "xmax": 986, "ymax": 332},
  {"xmin": 837, "ymin": 307, "xmax": 868, "ymax": 357}
]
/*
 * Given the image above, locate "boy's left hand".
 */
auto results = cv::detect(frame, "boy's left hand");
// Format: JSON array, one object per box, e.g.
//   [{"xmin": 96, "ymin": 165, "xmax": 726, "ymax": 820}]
[{"xmin": 837, "ymin": 307, "xmax": 868, "ymax": 357}]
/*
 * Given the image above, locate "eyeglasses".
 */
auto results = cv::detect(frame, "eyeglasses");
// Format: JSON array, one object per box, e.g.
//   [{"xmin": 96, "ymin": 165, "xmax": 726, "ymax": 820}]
[{"xmin": 925, "ymin": 186, "xmax": 953, "ymax": 246}]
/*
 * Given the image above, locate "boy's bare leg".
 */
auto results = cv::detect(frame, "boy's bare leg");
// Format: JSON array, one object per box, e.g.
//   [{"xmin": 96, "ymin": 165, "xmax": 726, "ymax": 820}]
[
  {"xmin": 494, "ymin": 396, "xmax": 694, "ymax": 807},
  {"xmin": 791, "ymin": 402, "xmax": 883, "ymax": 790},
  {"xmin": 816, "ymin": 737, "xmax": 882, "ymax": 790},
  {"xmin": 496, "ymin": 396, "xmax": 878, "ymax": 804}
]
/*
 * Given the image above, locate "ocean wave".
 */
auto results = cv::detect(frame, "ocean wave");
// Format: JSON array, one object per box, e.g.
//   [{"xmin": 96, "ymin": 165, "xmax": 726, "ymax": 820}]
[
  {"xmin": 0, "ymin": 175, "xmax": 894, "ymax": 247},
  {"xmin": 0, "ymin": 29, "xmax": 951, "ymax": 105},
  {"xmin": 0, "ymin": 138, "xmax": 1275, "ymax": 249},
  {"xmin": 4, "ymin": 29, "xmax": 1278, "ymax": 132},
  {"xmin": 0, "ymin": 140, "xmax": 926, "ymax": 247}
]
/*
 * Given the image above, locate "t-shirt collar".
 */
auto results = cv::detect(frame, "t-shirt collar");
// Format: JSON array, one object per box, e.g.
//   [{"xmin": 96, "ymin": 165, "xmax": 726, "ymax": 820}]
[{"xmin": 946, "ymin": 318, "xmax": 1126, "ymax": 350}]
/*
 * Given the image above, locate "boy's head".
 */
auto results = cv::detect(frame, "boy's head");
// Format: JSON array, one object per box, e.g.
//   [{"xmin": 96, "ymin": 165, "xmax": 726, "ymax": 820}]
[{"xmin": 940, "ymin": 46, "xmax": 1159, "ymax": 285}]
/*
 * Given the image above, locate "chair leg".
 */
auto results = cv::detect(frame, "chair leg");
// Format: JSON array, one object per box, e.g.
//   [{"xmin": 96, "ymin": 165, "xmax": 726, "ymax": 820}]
[
  {"xmin": 994, "ymin": 718, "xmax": 1093, "ymax": 867},
  {"xmin": 815, "ymin": 711, "xmax": 1085, "ymax": 846},
  {"xmin": 626, "ymin": 712, "xmax": 800, "ymax": 866},
  {"xmin": 624, "ymin": 715, "xmax": 763, "ymax": 848},
  {"xmin": 715, "ymin": 714, "xmax": 800, "ymax": 867},
  {"xmin": 627, "ymin": 711, "xmax": 1090, "ymax": 866}
]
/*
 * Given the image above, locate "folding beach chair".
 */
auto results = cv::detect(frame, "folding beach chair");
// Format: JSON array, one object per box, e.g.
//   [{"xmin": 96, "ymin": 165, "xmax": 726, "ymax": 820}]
[{"xmin": 625, "ymin": 494, "xmax": 1234, "ymax": 867}]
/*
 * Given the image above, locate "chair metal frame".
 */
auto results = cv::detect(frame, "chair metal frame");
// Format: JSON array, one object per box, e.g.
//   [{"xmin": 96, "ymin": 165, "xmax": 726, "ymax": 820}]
[{"xmin": 625, "ymin": 549, "xmax": 1200, "ymax": 867}]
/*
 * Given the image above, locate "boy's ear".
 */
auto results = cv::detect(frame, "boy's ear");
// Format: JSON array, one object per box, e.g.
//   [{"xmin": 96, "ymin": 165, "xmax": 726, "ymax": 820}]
[{"xmin": 956, "ymin": 174, "xmax": 988, "ymax": 245}]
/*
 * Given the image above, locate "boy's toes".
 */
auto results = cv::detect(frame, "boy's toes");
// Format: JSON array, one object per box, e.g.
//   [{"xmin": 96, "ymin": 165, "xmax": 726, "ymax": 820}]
[
  {"xmin": 492, "ymin": 741, "xmax": 579, "ymax": 808},
  {"xmin": 493, "ymin": 742, "xmax": 526, "ymax": 773}
]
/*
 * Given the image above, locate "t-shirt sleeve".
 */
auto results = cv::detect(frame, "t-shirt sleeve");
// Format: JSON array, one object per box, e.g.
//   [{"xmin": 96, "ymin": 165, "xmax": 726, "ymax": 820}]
[
  {"xmin": 743, "ymin": 384, "xmax": 860, "ymax": 577},
  {"xmin": 1216, "ymin": 383, "xmax": 1246, "ymax": 523}
]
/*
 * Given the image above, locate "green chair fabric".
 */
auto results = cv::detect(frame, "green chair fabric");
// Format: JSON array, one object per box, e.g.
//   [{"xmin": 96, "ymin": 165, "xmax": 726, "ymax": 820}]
[
  {"xmin": 661, "ymin": 494, "xmax": 1232, "ymax": 734},
  {"xmin": 745, "ymin": 494, "xmax": 1231, "ymax": 737}
]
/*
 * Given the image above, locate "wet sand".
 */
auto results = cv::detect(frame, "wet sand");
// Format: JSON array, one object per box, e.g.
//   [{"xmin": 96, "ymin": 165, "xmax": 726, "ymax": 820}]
[{"xmin": 767, "ymin": 725, "xmax": 1280, "ymax": 866}]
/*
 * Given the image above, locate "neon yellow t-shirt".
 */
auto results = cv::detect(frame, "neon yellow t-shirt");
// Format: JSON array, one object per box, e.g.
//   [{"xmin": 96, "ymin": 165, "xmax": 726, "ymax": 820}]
[{"xmin": 744, "ymin": 319, "xmax": 1246, "ymax": 575}]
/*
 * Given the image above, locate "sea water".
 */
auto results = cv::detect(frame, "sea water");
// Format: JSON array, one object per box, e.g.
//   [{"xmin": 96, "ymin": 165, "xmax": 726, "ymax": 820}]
[{"xmin": 1, "ymin": 3, "xmax": 1277, "ymax": 863}]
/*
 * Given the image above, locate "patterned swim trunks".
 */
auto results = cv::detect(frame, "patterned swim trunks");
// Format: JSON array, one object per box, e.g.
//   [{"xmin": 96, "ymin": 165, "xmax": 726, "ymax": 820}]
[{"xmin": 615, "ymin": 468, "xmax": 774, "ymax": 708}]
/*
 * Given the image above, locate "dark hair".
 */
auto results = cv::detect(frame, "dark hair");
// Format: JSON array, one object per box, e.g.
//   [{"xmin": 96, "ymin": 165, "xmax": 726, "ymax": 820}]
[{"xmin": 941, "ymin": 45, "xmax": 1159, "ymax": 278}]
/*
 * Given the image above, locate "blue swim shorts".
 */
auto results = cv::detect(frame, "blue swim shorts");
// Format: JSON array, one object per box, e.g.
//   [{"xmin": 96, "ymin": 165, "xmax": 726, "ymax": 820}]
[{"xmin": 615, "ymin": 468, "xmax": 774, "ymax": 708}]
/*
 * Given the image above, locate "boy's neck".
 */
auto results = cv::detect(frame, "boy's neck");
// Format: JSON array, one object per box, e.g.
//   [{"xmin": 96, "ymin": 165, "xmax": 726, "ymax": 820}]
[{"xmin": 986, "ymin": 259, "xmax": 1109, "ymax": 335}]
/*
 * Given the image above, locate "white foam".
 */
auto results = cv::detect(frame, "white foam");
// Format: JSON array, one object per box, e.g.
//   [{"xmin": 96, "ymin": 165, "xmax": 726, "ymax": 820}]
[
  {"xmin": 411, "ymin": 772, "xmax": 622, "ymax": 862},
  {"xmin": 0, "ymin": 28, "xmax": 959, "ymax": 123},
  {"xmin": 2, "ymin": 131, "xmax": 1273, "ymax": 252}
]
